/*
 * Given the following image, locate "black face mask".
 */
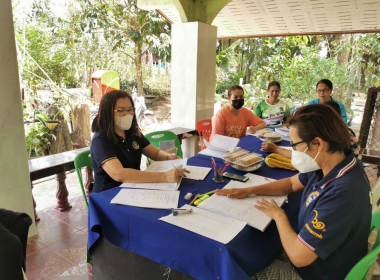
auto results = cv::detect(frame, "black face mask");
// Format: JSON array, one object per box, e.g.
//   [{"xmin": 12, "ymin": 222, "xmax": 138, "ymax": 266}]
[{"xmin": 231, "ymin": 99, "xmax": 244, "ymax": 110}]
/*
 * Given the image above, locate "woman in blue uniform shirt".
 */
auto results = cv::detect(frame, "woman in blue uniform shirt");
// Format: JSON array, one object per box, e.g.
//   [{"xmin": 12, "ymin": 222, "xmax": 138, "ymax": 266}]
[
  {"xmin": 216, "ymin": 104, "xmax": 371, "ymax": 280},
  {"xmin": 90, "ymin": 90, "xmax": 189, "ymax": 193}
]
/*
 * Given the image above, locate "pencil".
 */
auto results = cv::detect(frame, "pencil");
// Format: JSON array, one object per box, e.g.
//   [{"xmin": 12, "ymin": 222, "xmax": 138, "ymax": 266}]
[{"xmin": 190, "ymin": 194, "xmax": 200, "ymax": 206}]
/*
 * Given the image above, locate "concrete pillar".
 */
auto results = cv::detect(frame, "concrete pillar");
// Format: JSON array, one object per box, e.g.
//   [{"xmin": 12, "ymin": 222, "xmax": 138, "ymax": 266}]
[
  {"xmin": 171, "ymin": 22, "xmax": 216, "ymax": 129},
  {"xmin": 0, "ymin": 0, "xmax": 36, "ymax": 236}
]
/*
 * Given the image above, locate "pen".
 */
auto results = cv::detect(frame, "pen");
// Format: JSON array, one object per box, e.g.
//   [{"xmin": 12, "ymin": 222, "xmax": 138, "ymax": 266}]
[
  {"xmin": 190, "ymin": 194, "xmax": 200, "ymax": 206},
  {"xmin": 171, "ymin": 208, "xmax": 193, "ymax": 216},
  {"xmin": 267, "ymin": 140, "xmax": 272, "ymax": 143},
  {"xmin": 172, "ymin": 164, "xmax": 187, "ymax": 178},
  {"xmin": 198, "ymin": 190, "xmax": 215, "ymax": 198}
]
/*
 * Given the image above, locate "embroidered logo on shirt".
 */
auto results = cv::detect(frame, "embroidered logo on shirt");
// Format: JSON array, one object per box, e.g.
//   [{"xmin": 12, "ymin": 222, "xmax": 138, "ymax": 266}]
[
  {"xmin": 305, "ymin": 224, "xmax": 323, "ymax": 239},
  {"xmin": 306, "ymin": 191, "xmax": 319, "ymax": 207},
  {"xmin": 132, "ymin": 141, "xmax": 140, "ymax": 149},
  {"xmin": 312, "ymin": 210, "xmax": 326, "ymax": 231}
]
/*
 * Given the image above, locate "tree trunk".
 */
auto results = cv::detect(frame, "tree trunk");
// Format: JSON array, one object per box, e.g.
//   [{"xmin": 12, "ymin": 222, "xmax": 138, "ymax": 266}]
[
  {"xmin": 71, "ymin": 104, "xmax": 91, "ymax": 148},
  {"xmin": 158, "ymin": 59, "xmax": 161, "ymax": 76},
  {"xmin": 149, "ymin": 51, "xmax": 153, "ymax": 72},
  {"xmin": 88, "ymin": 66, "xmax": 94, "ymax": 87},
  {"xmin": 245, "ymin": 62, "xmax": 251, "ymax": 84},
  {"xmin": 165, "ymin": 59, "xmax": 168, "ymax": 75},
  {"xmin": 135, "ymin": 41, "xmax": 144, "ymax": 96},
  {"xmin": 50, "ymin": 109, "xmax": 73, "ymax": 154},
  {"xmin": 335, "ymin": 34, "xmax": 351, "ymax": 104},
  {"xmin": 221, "ymin": 39, "xmax": 228, "ymax": 51}
]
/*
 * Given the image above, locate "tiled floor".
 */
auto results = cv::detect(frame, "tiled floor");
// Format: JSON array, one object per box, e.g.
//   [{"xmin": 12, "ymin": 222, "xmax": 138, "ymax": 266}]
[{"xmin": 25, "ymin": 196, "xmax": 92, "ymax": 280}]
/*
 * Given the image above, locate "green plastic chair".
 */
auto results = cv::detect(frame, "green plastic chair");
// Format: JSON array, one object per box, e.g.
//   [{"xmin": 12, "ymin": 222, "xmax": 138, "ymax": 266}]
[
  {"xmin": 73, "ymin": 149, "xmax": 92, "ymax": 262},
  {"xmin": 145, "ymin": 131, "xmax": 183, "ymax": 164},
  {"xmin": 345, "ymin": 211, "xmax": 380, "ymax": 280}
]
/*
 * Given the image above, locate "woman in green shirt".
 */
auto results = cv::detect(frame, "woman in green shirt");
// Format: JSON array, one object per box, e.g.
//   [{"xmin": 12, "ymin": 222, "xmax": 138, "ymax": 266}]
[{"xmin": 254, "ymin": 81, "xmax": 290, "ymax": 126}]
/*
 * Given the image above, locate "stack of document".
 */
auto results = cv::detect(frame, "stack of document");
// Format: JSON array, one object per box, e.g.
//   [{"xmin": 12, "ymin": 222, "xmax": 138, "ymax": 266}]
[
  {"xmin": 160, "ymin": 205, "xmax": 246, "ymax": 244},
  {"xmin": 120, "ymin": 159, "xmax": 187, "ymax": 191},
  {"xmin": 198, "ymin": 134, "xmax": 240, "ymax": 159},
  {"xmin": 275, "ymin": 127, "xmax": 291, "ymax": 141},
  {"xmin": 111, "ymin": 189, "xmax": 180, "ymax": 209},
  {"xmin": 198, "ymin": 174, "xmax": 287, "ymax": 232},
  {"xmin": 160, "ymin": 174, "xmax": 286, "ymax": 240}
]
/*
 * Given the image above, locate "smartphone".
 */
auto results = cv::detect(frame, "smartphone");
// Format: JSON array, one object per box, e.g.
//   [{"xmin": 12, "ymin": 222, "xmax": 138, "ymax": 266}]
[{"xmin": 222, "ymin": 172, "xmax": 249, "ymax": 182}]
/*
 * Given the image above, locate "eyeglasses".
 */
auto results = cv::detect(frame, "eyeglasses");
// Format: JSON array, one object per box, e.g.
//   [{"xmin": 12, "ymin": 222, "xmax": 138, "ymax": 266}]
[
  {"xmin": 290, "ymin": 140, "xmax": 314, "ymax": 151},
  {"xmin": 114, "ymin": 108, "xmax": 134, "ymax": 116},
  {"xmin": 316, "ymin": 89, "xmax": 331, "ymax": 94}
]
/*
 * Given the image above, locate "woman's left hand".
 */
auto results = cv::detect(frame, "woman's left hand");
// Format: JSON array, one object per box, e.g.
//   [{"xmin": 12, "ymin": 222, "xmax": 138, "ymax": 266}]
[
  {"xmin": 254, "ymin": 198, "xmax": 285, "ymax": 221},
  {"xmin": 168, "ymin": 153, "xmax": 180, "ymax": 160}
]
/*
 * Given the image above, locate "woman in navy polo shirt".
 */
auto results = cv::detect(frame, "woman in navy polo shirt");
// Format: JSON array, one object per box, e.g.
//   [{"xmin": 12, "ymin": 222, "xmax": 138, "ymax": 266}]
[
  {"xmin": 216, "ymin": 104, "xmax": 371, "ymax": 280},
  {"xmin": 90, "ymin": 90, "xmax": 189, "ymax": 193}
]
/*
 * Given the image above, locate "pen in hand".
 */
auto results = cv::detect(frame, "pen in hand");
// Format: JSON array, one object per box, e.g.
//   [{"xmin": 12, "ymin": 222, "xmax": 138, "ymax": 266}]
[{"xmin": 172, "ymin": 164, "xmax": 187, "ymax": 178}]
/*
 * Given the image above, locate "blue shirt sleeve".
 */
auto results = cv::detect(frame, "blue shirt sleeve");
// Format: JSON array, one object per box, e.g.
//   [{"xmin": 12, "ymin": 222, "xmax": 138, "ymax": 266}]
[
  {"xmin": 90, "ymin": 132, "xmax": 117, "ymax": 169},
  {"xmin": 297, "ymin": 191, "xmax": 354, "ymax": 259},
  {"xmin": 298, "ymin": 172, "xmax": 312, "ymax": 187},
  {"xmin": 339, "ymin": 102, "xmax": 347, "ymax": 124}
]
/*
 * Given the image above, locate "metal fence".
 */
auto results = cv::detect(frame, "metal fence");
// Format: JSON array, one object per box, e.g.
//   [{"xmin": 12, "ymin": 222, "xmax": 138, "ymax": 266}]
[{"xmin": 359, "ymin": 87, "xmax": 380, "ymax": 187}]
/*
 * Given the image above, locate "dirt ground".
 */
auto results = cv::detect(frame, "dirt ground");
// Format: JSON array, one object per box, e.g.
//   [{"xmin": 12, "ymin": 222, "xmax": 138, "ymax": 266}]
[{"xmin": 145, "ymin": 95, "xmax": 172, "ymax": 127}]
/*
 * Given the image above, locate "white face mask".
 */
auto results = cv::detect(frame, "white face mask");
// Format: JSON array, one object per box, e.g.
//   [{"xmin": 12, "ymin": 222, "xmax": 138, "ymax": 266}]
[
  {"xmin": 114, "ymin": 115, "xmax": 133, "ymax": 131},
  {"xmin": 291, "ymin": 146, "xmax": 321, "ymax": 173}
]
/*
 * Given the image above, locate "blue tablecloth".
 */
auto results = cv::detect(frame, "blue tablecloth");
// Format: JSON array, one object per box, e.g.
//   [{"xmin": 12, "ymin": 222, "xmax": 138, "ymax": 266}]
[{"xmin": 88, "ymin": 135, "xmax": 301, "ymax": 280}]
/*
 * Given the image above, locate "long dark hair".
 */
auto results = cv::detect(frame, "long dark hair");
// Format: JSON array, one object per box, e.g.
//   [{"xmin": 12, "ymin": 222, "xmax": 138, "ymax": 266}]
[
  {"xmin": 91, "ymin": 90, "xmax": 141, "ymax": 144},
  {"xmin": 288, "ymin": 104, "xmax": 350, "ymax": 154}
]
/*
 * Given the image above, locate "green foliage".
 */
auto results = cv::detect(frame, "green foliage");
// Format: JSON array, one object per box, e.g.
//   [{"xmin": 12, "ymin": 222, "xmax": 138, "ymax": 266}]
[{"xmin": 25, "ymin": 110, "xmax": 56, "ymax": 157}]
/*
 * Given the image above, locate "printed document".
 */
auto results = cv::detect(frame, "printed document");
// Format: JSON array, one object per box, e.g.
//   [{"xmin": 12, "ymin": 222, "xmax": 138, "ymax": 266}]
[
  {"xmin": 183, "ymin": 166, "xmax": 211, "ymax": 180},
  {"xmin": 159, "ymin": 205, "xmax": 246, "ymax": 244},
  {"xmin": 120, "ymin": 159, "xmax": 188, "ymax": 191},
  {"xmin": 111, "ymin": 189, "xmax": 179, "ymax": 209},
  {"xmin": 198, "ymin": 174, "xmax": 287, "ymax": 231},
  {"xmin": 204, "ymin": 134, "xmax": 240, "ymax": 152}
]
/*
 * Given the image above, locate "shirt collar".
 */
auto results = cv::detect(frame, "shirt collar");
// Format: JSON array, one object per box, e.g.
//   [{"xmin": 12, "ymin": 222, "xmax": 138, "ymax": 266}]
[{"xmin": 314, "ymin": 151, "xmax": 357, "ymax": 190}]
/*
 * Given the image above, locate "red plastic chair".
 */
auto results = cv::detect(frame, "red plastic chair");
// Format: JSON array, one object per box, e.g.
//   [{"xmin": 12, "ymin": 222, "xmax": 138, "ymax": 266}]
[{"xmin": 196, "ymin": 119, "xmax": 212, "ymax": 150}]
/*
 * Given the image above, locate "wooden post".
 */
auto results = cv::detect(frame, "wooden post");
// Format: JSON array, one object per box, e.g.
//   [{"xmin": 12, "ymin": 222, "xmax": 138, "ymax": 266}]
[{"xmin": 54, "ymin": 171, "xmax": 72, "ymax": 212}]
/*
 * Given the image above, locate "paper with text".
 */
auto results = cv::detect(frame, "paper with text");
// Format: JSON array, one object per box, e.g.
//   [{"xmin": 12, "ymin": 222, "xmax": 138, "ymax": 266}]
[
  {"xmin": 204, "ymin": 134, "xmax": 240, "ymax": 152},
  {"xmin": 120, "ymin": 159, "xmax": 188, "ymax": 191},
  {"xmin": 159, "ymin": 205, "xmax": 246, "ymax": 244},
  {"xmin": 184, "ymin": 166, "xmax": 211, "ymax": 180},
  {"xmin": 199, "ymin": 174, "xmax": 286, "ymax": 231},
  {"xmin": 111, "ymin": 189, "xmax": 179, "ymax": 209}
]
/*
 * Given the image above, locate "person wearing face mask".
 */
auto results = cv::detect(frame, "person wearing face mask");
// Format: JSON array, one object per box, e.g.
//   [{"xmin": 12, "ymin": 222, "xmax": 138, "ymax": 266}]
[
  {"xmin": 262, "ymin": 101, "xmax": 361, "ymax": 163},
  {"xmin": 215, "ymin": 104, "xmax": 371, "ymax": 280},
  {"xmin": 210, "ymin": 85, "xmax": 266, "ymax": 141},
  {"xmin": 307, "ymin": 79, "xmax": 347, "ymax": 124},
  {"xmin": 254, "ymin": 81, "xmax": 290, "ymax": 126},
  {"xmin": 90, "ymin": 90, "xmax": 189, "ymax": 193}
]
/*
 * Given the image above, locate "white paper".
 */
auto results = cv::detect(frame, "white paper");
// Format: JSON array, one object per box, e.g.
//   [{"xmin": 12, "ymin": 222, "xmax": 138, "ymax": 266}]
[
  {"xmin": 198, "ymin": 175, "xmax": 287, "ymax": 231},
  {"xmin": 275, "ymin": 127, "xmax": 290, "ymax": 136},
  {"xmin": 159, "ymin": 205, "xmax": 246, "ymax": 244},
  {"xmin": 204, "ymin": 134, "xmax": 240, "ymax": 152},
  {"xmin": 111, "ymin": 189, "xmax": 180, "ymax": 209},
  {"xmin": 183, "ymin": 166, "xmax": 211, "ymax": 180},
  {"xmin": 120, "ymin": 159, "xmax": 188, "ymax": 191},
  {"xmin": 198, "ymin": 148, "xmax": 226, "ymax": 159}
]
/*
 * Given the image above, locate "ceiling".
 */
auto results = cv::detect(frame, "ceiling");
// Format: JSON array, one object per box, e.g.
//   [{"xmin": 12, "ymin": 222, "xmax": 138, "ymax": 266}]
[{"xmin": 155, "ymin": 0, "xmax": 380, "ymax": 38}]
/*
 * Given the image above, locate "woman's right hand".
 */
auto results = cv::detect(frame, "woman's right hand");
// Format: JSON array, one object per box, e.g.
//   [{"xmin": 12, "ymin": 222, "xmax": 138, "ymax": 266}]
[
  {"xmin": 164, "ymin": 168, "xmax": 190, "ymax": 182},
  {"xmin": 215, "ymin": 188, "xmax": 249, "ymax": 199},
  {"xmin": 261, "ymin": 142, "xmax": 278, "ymax": 153}
]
